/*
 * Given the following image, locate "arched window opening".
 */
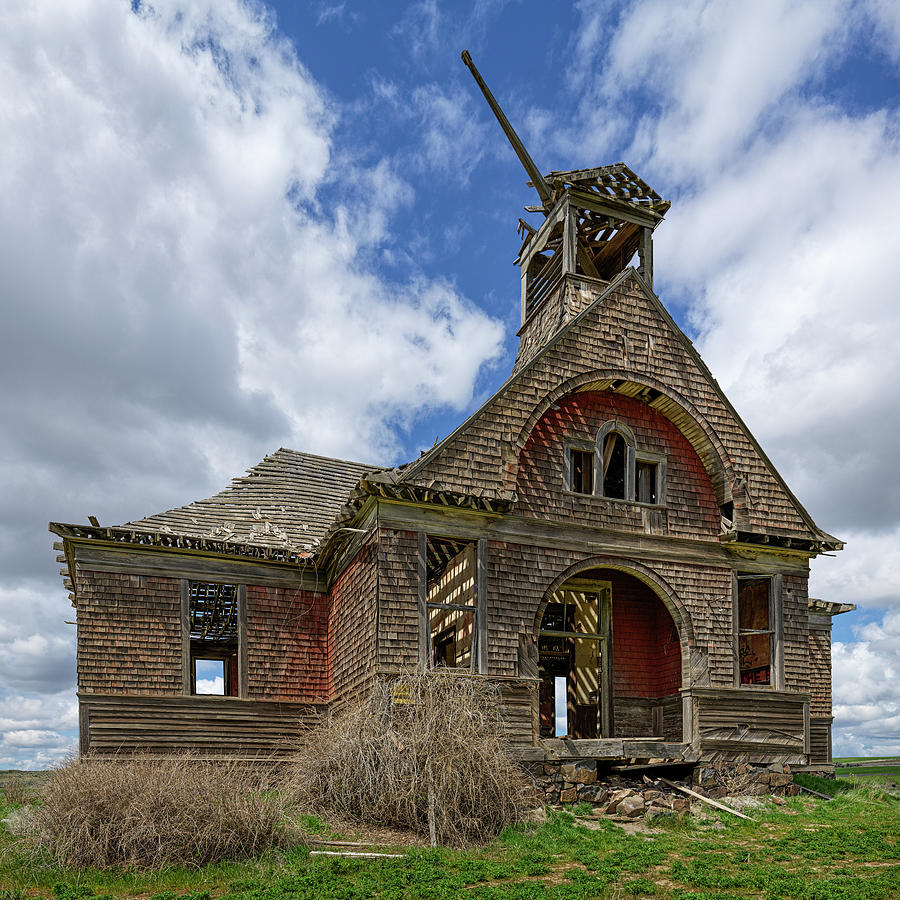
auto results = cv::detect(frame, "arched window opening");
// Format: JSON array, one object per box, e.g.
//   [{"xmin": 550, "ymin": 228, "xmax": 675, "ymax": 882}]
[{"xmin": 602, "ymin": 431, "xmax": 626, "ymax": 499}]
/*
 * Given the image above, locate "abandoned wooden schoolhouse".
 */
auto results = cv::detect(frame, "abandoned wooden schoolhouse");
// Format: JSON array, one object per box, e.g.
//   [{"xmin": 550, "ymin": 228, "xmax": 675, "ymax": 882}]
[{"xmin": 51, "ymin": 54, "xmax": 851, "ymax": 788}]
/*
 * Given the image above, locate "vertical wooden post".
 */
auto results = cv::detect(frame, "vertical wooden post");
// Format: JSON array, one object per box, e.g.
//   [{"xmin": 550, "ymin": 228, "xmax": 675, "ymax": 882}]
[
  {"xmin": 562, "ymin": 199, "xmax": 576, "ymax": 276},
  {"xmin": 180, "ymin": 579, "xmax": 192, "ymax": 696},
  {"xmin": 803, "ymin": 699, "xmax": 811, "ymax": 756},
  {"xmin": 476, "ymin": 538, "xmax": 488, "ymax": 674},
  {"xmin": 772, "ymin": 573, "xmax": 784, "ymax": 691},
  {"xmin": 639, "ymin": 226, "xmax": 653, "ymax": 289},
  {"xmin": 681, "ymin": 690, "xmax": 694, "ymax": 743},
  {"xmin": 78, "ymin": 701, "xmax": 90, "ymax": 756},
  {"xmin": 599, "ymin": 585, "xmax": 613, "ymax": 737},
  {"xmin": 417, "ymin": 532, "xmax": 428, "ymax": 671},
  {"xmin": 520, "ymin": 267, "xmax": 529, "ymax": 325},
  {"xmin": 238, "ymin": 584, "xmax": 248, "ymax": 698},
  {"xmin": 426, "ymin": 761, "xmax": 437, "ymax": 847},
  {"xmin": 731, "ymin": 572, "xmax": 740, "ymax": 687}
]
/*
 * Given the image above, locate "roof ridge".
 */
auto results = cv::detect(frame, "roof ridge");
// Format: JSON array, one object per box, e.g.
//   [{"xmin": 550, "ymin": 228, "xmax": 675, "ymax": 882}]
[{"xmin": 271, "ymin": 446, "xmax": 384, "ymax": 470}]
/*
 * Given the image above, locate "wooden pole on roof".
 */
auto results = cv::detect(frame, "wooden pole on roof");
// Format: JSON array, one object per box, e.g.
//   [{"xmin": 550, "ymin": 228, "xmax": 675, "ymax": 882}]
[{"xmin": 461, "ymin": 50, "xmax": 552, "ymax": 208}]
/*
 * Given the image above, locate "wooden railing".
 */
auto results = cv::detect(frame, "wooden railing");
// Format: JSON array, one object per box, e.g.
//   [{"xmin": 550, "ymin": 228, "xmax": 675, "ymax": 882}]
[{"xmin": 525, "ymin": 247, "xmax": 564, "ymax": 318}]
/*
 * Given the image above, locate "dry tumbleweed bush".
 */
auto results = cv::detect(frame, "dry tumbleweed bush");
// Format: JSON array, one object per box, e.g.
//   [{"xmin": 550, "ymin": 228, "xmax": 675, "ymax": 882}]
[
  {"xmin": 287, "ymin": 672, "xmax": 529, "ymax": 845},
  {"xmin": 14, "ymin": 754, "xmax": 298, "ymax": 870}
]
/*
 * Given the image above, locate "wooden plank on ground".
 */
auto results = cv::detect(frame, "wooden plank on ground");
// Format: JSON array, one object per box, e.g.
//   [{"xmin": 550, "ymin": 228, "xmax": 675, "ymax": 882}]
[{"xmin": 658, "ymin": 777, "xmax": 753, "ymax": 821}]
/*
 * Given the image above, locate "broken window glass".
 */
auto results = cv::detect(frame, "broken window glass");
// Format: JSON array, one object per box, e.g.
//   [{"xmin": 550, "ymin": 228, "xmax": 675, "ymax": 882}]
[{"xmin": 737, "ymin": 577, "xmax": 772, "ymax": 685}]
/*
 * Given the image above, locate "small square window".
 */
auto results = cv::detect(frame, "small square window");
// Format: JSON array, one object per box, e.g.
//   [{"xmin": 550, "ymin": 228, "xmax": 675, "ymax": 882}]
[
  {"xmin": 636, "ymin": 460, "xmax": 658, "ymax": 504},
  {"xmin": 569, "ymin": 448, "xmax": 594, "ymax": 494}
]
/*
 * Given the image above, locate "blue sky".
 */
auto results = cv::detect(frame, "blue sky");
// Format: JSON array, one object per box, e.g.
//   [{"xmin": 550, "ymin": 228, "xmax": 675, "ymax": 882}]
[{"xmin": 1, "ymin": 0, "xmax": 899, "ymax": 766}]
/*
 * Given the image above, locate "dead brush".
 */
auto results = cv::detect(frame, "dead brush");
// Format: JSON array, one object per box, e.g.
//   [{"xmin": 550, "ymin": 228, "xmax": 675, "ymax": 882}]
[
  {"xmin": 1, "ymin": 776, "xmax": 36, "ymax": 806},
  {"xmin": 12, "ymin": 754, "xmax": 299, "ymax": 870},
  {"xmin": 286, "ymin": 672, "xmax": 529, "ymax": 846}
]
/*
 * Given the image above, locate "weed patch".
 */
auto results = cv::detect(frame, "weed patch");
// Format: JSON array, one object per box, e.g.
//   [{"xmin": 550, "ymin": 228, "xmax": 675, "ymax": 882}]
[
  {"xmin": 9, "ymin": 756, "xmax": 301, "ymax": 870},
  {"xmin": 287, "ymin": 673, "xmax": 528, "ymax": 846}
]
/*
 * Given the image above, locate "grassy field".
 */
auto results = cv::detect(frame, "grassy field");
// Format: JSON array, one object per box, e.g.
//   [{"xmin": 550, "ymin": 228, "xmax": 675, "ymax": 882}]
[
  {"xmin": 832, "ymin": 757, "xmax": 900, "ymax": 783},
  {"xmin": 1, "ymin": 781, "xmax": 898, "ymax": 900}
]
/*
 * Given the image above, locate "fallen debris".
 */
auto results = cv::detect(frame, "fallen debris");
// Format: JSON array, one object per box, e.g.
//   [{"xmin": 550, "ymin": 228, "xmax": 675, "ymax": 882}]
[{"xmin": 658, "ymin": 777, "xmax": 753, "ymax": 821}]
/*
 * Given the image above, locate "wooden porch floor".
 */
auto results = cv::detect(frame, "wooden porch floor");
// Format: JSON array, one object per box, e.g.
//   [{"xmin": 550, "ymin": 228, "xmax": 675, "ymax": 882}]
[{"xmin": 514, "ymin": 738, "xmax": 696, "ymax": 762}]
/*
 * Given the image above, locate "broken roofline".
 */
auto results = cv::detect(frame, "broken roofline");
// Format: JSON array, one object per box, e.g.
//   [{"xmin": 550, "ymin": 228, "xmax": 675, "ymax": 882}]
[
  {"xmin": 48, "ymin": 520, "xmax": 319, "ymax": 566},
  {"xmin": 48, "ymin": 482, "xmax": 515, "ymax": 569}
]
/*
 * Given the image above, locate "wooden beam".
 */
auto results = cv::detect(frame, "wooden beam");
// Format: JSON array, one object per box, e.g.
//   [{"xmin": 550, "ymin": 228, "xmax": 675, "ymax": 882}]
[
  {"xmin": 638, "ymin": 226, "xmax": 653, "ymax": 289},
  {"xmin": 460, "ymin": 50, "xmax": 551, "ymax": 206},
  {"xmin": 69, "ymin": 540, "xmax": 323, "ymax": 591},
  {"xmin": 375, "ymin": 501, "xmax": 813, "ymax": 574},
  {"xmin": 568, "ymin": 187, "xmax": 661, "ymax": 227},
  {"xmin": 562, "ymin": 201, "xmax": 576, "ymax": 276},
  {"xmin": 237, "ymin": 584, "xmax": 248, "ymax": 699},
  {"xmin": 180, "ymin": 580, "xmax": 191, "ymax": 696},
  {"xmin": 417, "ymin": 531, "xmax": 428, "ymax": 670},
  {"xmin": 476, "ymin": 538, "xmax": 488, "ymax": 674},
  {"xmin": 658, "ymin": 777, "xmax": 754, "ymax": 820}
]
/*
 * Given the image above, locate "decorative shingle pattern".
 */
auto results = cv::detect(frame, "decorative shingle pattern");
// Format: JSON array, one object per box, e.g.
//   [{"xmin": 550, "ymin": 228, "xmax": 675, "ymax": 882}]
[{"xmin": 398, "ymin": 270, "xmax": 836, "ymax": 546}]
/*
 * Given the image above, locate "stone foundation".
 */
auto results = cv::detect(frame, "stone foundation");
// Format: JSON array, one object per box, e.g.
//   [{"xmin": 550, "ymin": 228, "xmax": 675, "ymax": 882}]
[{"xmin": 523, "ymin": 758, "xmax": 800, "ymax": 815}]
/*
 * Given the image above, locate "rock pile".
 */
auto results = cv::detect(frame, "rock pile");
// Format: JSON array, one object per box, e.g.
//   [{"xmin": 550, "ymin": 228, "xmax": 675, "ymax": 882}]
[{"xmin": 524, "ymin": 758, "xmax": 800, "ymax": 816}]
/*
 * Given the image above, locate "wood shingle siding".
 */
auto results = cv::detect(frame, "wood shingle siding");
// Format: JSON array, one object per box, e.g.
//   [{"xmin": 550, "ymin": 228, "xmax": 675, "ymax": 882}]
[
  {"xmin": 76, "ymin": 571, "xmax": 182, "ymax": 695},
  {"xmin": 808, "ymin": 629, "xmax": 832, "ymax": 717},
  {"xmin": 376, "ymin": 529, "xmax": 420, "ymax": 674},
  {"xmin": 246, "ymin": 586, "xmax": 329, "ymax": 702},
  {"xmin": 329, "ymin": 533, "xmax": 379, "ymax": 703},
  {"xmin": 398, "ymin": 271, "xmax": 837, "ymax": 549},
  {"xmin": 516, "ymin": 390, "xmax": 719, "ymax": 538},
  {"xmin": 52, "ymin": 148, "xmax": 847, "ymax": 771}
]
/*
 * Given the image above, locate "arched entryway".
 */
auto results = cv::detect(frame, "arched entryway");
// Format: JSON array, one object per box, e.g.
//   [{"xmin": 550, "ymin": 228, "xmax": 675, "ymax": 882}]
[{"xmin": 537, "ymin": 567, "xmax": 684, "ymax": 742}]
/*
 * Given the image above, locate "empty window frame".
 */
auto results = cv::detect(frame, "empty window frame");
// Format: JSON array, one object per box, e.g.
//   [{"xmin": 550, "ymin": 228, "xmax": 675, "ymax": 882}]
[
  {"xmin": 635, "ymin": 452, "xmax": 666, "ymax": 506},
  {"xmin": 566, "ymin": 421, "xmax": 666, "ymax": 505},
  {"xmin": 566, "ymin": 443, "xmax": 595, "ymax": 495},
  {"xmin": 418, "ymin": 535, "xmax": 486, "ymax": 673},
  {"xmin": 182, "ymin": 580, "xmax": 247, "ymax": 697},
  {"xmin": 735, "ymin": 574, "xmax": 783, "ymax": 688},
  {"xmin": 601, "ymin": 431, "xmax": 627, "ymax": 499},
  {"xmin": 635, "ymin": 460, "xmax": 657, "ymax": 503}
]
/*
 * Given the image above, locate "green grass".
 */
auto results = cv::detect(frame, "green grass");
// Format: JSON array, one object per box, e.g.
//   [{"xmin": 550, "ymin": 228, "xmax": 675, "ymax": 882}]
[
  {"xmin": 832, "ymin": 757, "xmax": 898, "ymax": 763},
  {"xmin": 835, "ymin": 767, "xmax": 900, "ymax": 777},
  {"xmin": 2, "ymin": 783, "xmax": 899, "ymax": 900},
  {"xmin": 793, "ymin": 773, "xmax": 852, "ymax": 797}
]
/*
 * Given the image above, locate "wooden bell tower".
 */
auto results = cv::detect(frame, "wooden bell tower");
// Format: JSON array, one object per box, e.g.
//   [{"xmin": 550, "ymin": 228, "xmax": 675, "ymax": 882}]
[{"xmin": 461, "ymin": 52, "xmax": 669, "ymax": 327}]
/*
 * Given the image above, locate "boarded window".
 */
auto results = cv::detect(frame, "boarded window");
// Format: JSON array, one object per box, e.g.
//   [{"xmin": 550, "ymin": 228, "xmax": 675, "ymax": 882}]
[
  {"xmin": 425, "ymin": 538, "xmax": 478, "ymax": 671},
  {"xmin": 188, "ymin": 581, "xmax": 239, "ymax": 696},
  {"xmin": 602, "ymin": 432, "xmax": 626, "ymax": 499},
  {"xmin": 569, "ymin": 448, "xmax": 594, "ymax": 494},
  {"xmin": 737, "ymin": 577, "xmax": 772, "ymax": 685},
  {"xmin": 636, "ymin": 460, "xmax": 658, "ymax": 504}
]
